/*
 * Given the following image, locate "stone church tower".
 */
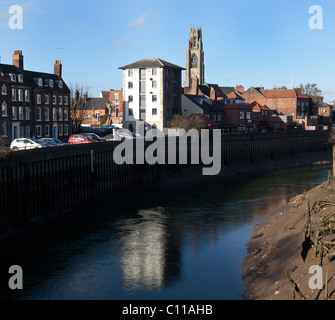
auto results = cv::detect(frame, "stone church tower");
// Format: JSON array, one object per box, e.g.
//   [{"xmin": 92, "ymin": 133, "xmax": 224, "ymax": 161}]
[{"xmin": 185, "ymin": 27, "xmax": 205, "ymax": 88}]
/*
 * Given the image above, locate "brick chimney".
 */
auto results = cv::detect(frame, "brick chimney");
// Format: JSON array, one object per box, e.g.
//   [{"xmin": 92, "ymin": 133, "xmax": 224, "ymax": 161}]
[
  {"xmin": 210, "ymin": 87, "xmax": 217, "ymax": 102},
  {"xmin": 74, "ymin": 90, "xmax": 79, "ymax": 104},
  {"xmin": 54, "ymin": 60, "xmax": 62, "ymax": 78},
  {"xmin": 83, "ymin": 92, "xmax": 88, "ymax": 103},
  {"xmin": 12, "ymin": 50, "xmax": 24, "ymax": 70}
]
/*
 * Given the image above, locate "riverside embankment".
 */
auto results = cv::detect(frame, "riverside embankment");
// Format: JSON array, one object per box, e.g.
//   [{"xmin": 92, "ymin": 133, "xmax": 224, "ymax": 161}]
[{"xmin": 243, "ymin": 174, "xmax": 335, "ymax": 300}]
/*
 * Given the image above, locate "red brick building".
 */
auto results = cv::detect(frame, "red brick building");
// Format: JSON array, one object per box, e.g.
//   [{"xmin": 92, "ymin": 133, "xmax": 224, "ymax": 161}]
[
  {"xmin": 0, "ymin": 51, "xmax": 71, "ymax": 142},
  {"xmin": 109, "ymin": 89, "xmax": 123, "ymax": 125}
]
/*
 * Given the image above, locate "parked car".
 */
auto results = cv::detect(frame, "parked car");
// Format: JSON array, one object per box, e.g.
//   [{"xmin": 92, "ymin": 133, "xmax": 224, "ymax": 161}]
[
  {"xmin": 41, "ymin": 137, "xmax": 67, "ymax": 146},
  {"xmin": 39, "ymin": 138, "xmax": 58, "ymax": 146},
  {"xmin": 10, "ymin": 138, "xmax": 48, "ymax": 150},
  {"xmin": 81, "ymin": 133, "xmax": 106, "ymax": 142},
  {"xmin": 68, "ymin": 134, "xmax": 97, "ymax": 144}
]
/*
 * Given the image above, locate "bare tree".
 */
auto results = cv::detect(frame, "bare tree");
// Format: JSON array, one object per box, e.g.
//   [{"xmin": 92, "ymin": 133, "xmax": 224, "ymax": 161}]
[
  {"xmin": 69, "ymin": 83, "xmax": 90, "ymax": 132},
  {"xmin": 299, "ymin": 83, "xmax": 324, "ymax": 105},
  {"xmin": 169, "ymin": 114, "xmax": 208, "ymax": 133},
  {"xmin": 0, "ymin": 137, "xmax": 9, "ymax": 159}
]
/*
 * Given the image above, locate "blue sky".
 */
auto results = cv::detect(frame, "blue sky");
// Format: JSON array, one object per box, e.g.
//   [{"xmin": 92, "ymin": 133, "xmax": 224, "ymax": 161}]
[{"xmin": 0, "ymin": 0, "xmax": 334, "ymax": 102}]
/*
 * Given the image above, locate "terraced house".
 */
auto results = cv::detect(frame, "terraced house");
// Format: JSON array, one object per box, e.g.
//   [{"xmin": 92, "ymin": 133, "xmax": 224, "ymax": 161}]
[{"xmin": 0, "ymin": 50, "xmax": 71, "ymax": 142}]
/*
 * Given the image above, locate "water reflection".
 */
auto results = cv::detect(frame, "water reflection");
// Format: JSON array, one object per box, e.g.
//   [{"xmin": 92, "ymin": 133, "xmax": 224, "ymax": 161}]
[{"xmin": 0, "ymin": 164, "xmax": 331, "ymax": 300}]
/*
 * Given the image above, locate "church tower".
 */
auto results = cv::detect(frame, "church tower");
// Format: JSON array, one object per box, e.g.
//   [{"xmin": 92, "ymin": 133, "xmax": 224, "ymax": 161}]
[{"xmin": 185, "ymin": 27, "xmax": 205, "ymax": 88}]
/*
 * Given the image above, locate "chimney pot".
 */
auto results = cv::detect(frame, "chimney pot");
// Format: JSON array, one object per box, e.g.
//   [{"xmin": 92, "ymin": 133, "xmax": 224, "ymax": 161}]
[{"xmin": 12, "ymin": 50, "xmax": 24, "ymax": 70}]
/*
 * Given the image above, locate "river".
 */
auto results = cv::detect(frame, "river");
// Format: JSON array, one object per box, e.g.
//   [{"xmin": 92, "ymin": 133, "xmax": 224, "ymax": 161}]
[{"xmin": 0, "ymin": 164, "xmax": 332, "ymax": 300}]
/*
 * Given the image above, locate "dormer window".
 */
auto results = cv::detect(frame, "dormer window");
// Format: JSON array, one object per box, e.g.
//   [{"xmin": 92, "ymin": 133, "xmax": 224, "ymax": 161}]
[
  {"xmin": 49, "ymin": 79, "xmax": 54, "ymax": 88},
  {"xmin": 58, "ymin": 81, "xmax": 63, "ymax": 89},
  {"xmin": 10, "ymin": 74, "xmax": 16, "ymax": 82},
  {"xmin": 38, "ymin": 78, "xmax": 43, "ymax": 87},
  {"xmin": 18, "ymin": 74, "xmax": 23, "ymax": 83}
]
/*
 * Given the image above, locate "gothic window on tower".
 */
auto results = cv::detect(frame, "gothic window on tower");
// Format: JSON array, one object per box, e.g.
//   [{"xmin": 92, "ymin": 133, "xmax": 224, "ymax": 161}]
[
  {"xmin": 193, "ymin": 37, "xmax": 197, "ymax": 48},
  {"xmin": 192, "ymin": 54, "xmax": 198, "ymax": 68}
]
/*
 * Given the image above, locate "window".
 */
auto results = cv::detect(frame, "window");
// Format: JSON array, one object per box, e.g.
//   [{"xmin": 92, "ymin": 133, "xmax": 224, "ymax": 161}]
[
  {"xmin": 152, "ymin": 108, "xmax": 157, "ymax": 116},
  {"xmin": 152, "ymin": 68, "xmax": 157, "ymax": 76},
  {"xmin": 49, "ymin": 79, "xmax": 54, "ymax": 87},
  {"xmin": 239, "ymin": 111, "xmax": 245, "ymax": 120},
  {"xmin": 64, "ymin": 124, "xmax": 68, "ymax": 136},
  {"xmin": 217, "ymin": 114, "xmax": 222, "ymax": 122},
  {"xmin": 2, "ymin": 122, "xmax": 7, "ymax": 137},
  {"xmin": 1, "ymin": 85, "xmax": 7, "ymax": 95},
  {"xmin": 64, "ymin": 108, "xmax": 68, "ymax": 121},
  {"xmin": 45, "ymin": 95, "xmax": 50, "ymax": 105},
  {"xmin": 12, "ymin": 89, "xmax": 17, "ymax": 101},
  {"xmin": 36, "ymin": 107, "xmax": 42, "ymax": 121},
  {"xmin": 25, "ymin": 126, "xmax": 30, "ymax": 138},
  {"xmin": 45, "ymin": 107, "xmax": 50, "ymax": 121},
  {"xmin": 192, "ymin": 54, "xmax": 198, "ymax": 68},
  {"xmin": 18, "ymin": 89, "xmax": 23, "ymax": 101},
  {"xmin": 37, "ymin": 94, "xmax": 42, "ymax": 104},
  {"xmin": 58, "ymin": 81, "xmax": 63, "ymax": 89},
  {"xmin": 25, "ymin": 90, "xmax": 30, "ymax": 102},
  {"xmin": 12, "ymin": 106, "xmax": 17, "ymax": 120},
  {"xmin": 140, "ymin": 81, "xmax": 146, "ymax": 93},
  {"xmin": 152, "ymin": 95, "xmax": 157, "ymax": 102},
  {"xmin": 19, "ymin": 107, "xmax": 24, "ymax": 120},
  {"xmin": 25, "ymin": 107, "xmax": 30, "ymax": 120},
  {"xmin": 166, "ymin": 81, "xmax": 169, "ymax": 88},
  {"xmin": 128, "ymin": 95, "xmax": 133, "ymax": 102},
  {"xmin": 10, "ymin": 74, "xmax": 16, "ymax": 82},
  {"xmin": 140, "ymin": 69, "xmax": 146, "ymax": 80},
  {"xmin": 246, "ymin": 112, "xmax": 251, "ymax": 120},
  {"xmin": 152, "ymin": 80, "xmax": 157, "ymax": 88},
  {"xmin": 128, "ymin": 108, "xmax": 133, "ymax": 116},
  {"xmin": 128, "ymin": 82, "xmax": 133, "ymax": 89},
  {"xmin": 18, "ymin": 74, "xmax": 23, "ymax": 83},
  {"xmin": 19, "ymin": 126, "xmax": 23, "ymax": 138},
  {"xmin": 59, "ymin": 124, "xmax": 63, "ymax": 136},
  {"xmin": 140, "ymin": 95, "xmax": 146, "ymax": 108},
  {"xmin": 59, "ymin": 108, "xmax": 63, "ymax": 121},
  {"xmin": 38, "ymin": 78, "xmax": 43, "ymax": 87},
  {"xmin": 64, "ymin": 96, "xmax": 68, "ymax": 105},
  {"xmin": 36, "ymin": 125, "xmax": 42, "ymax": 137},
  {"xmin": 2, "ymin": 102, "xmax": 7, "ymax": 117},
  {"xmin": 45, "ymin": 125, "xmax": 50, "ymax": 137},
  {"xmin": 114, "ymin": 93, "xmax": 119, "ymax": 100},
  {"xmin": 59, "ymin": 96, "xmax": 63, "ymax": 105},
  {"xmin": 128, "ymin": 69, "xmax": 133, "ymax": 77},
  {"xmin": 53, "ymin": 95, "xmax": 57, "ymax": 105},
  {"xmin": 166, "ymin": 69, "xmax": 169, "ymax": 76},
  {"xmin": 53, "ymin": 108, "xmax": 57, "ymax": 121}
]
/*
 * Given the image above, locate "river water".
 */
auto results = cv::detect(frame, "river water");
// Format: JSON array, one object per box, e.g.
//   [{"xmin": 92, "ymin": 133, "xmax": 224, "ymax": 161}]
[{"xmin": 0, "ymin": 164, "xmax": 332, "ymax": 300}]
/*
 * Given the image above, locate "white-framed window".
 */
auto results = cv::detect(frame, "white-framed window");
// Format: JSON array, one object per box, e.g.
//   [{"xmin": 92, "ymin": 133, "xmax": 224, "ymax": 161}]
[
  {"xmin": 59, "ymin": 96, "xmax": 63, "ymax": 105},
  {"xmin": 45, "ymin": 95, "xmax": 50, "ymax": 105},
  {"xmin": 36, "ymin": 125, "xmax": 42, "ymax": 137},
  {"xmin": 12, "ymin": 106, "xmax": 17, "ymax": 120},
  {"xmin": 64, "ymin": 124, "xmax": 68, "ymax": 136},
  {"xmin": 1, "ymin": 84, "xmax": 7, "ymax": 95},
  {"xmin": 114, "ymin": 93, "xmax": 119, "ymax": 100},
  {"xmin": 36, "ymin": 107, "xmax": 42, "ymax": 121},
  {"xmin": 12, "ymin": 89, "xmax": 17, "ymax": 101},
  {"xmin": 128, "ymin": 69, "xmax": 133, "ymax": 77},
  {"xmin": 59, "ymin": 108, "xmax": 63, "ymax": 121},
  {"xmin": 53, "ymin": 108, "xmax": 57, "ymax": 121},
  {"xmin": 246, "ymin": 112, "xmax": 251, "ymax": 120},
  {"xmin": 58, "ymin": 81, "xmax": 63, "ymax": 89},
  {"xmin": 45, "ymin": 107, "xmax": 50, "ymax": 121},
  {"xmin": 2, "ymin": 122, "xmax": 7, "ymax": 137},
  {"xmin": 18, "ymin": 74, "xmax": 23, "ymax": 83},
  {"xmin": 45, "ymin": 125, "xmax": 50, "ymax": 137},
  {"xmin": 38, "ymin": 78, "xmax": 43, "ymax": 87},
  {"xmin": 59, "ymin": 124, "xmax": 63, "ymax": 136},
  {"xmin": 10, "ymin": 74, "xmax": 16, "ymax": 82},
  {"xmin": 25, "ymin": 126, "xmax": 30, "ymax": 138},
  {"xmin": 49, "ymin": 79, "xmax": 54, "ymax": 88},
  {"xmin": 18, "ymin": 89, "xmax": 23, "ymax": 101},
  {"xmin": 25, "ymin": 107, "xmax": 30, "ymax": 120},
  {"xmin": 25, "ymin": 89, "xmax": 30, "ymax": 102},
  {"xmin": 19, "ymin": 106, "xmax": 24, "ymax": 120},
  {"xmin": 53, "ymin": 95, "xmax": 57, "ymax": 105},
  {"xmin": 152, "ymin": 68, "xmax": 157, "ymax": 76},
  {"xmin": 64, "ymin": 108, "xmax": 68, "ymax": 121},
  {"xmin": 239, "ymin": 111, "xmax": 245, "ymax": 120},
  {"xmin": 37, "ymin": 94, "xmax": 42, "ymax": 104},
  {"xmin": 64, "ymin": 96, "xmax": 68, "ymax": 105},
  {"xmin": 2, "ymin": 101, "xmax": 7, "ymax": 117}
]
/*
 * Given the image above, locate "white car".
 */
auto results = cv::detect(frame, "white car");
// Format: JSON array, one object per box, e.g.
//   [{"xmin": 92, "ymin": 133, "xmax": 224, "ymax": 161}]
[{"xmin": 10, "ymin": 138, "xmax": 48, "ymax": 151}]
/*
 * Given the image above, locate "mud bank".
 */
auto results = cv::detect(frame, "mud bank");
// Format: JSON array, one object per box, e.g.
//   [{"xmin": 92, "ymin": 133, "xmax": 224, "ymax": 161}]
[{"xmin": 242, "ymin": 171, "xmax": 335, "ymax": 300}]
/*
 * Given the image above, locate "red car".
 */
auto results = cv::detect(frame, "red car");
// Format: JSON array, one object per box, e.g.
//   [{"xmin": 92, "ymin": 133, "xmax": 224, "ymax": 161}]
[{"xmin": 68, "ymin": 134, "xmax": 97, "ymax": 144}]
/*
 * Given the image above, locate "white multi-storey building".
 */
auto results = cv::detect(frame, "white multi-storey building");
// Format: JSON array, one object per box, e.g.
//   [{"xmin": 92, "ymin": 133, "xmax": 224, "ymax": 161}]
[{"xmin": 119, "ymin": 58, "xmax": 184, "ymax": 132}]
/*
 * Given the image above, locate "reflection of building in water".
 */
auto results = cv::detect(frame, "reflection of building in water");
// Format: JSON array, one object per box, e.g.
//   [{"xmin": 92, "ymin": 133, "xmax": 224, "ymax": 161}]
[{"xmin": 120, "ymin": 208, "xmax": 181, "ymax": 290}]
